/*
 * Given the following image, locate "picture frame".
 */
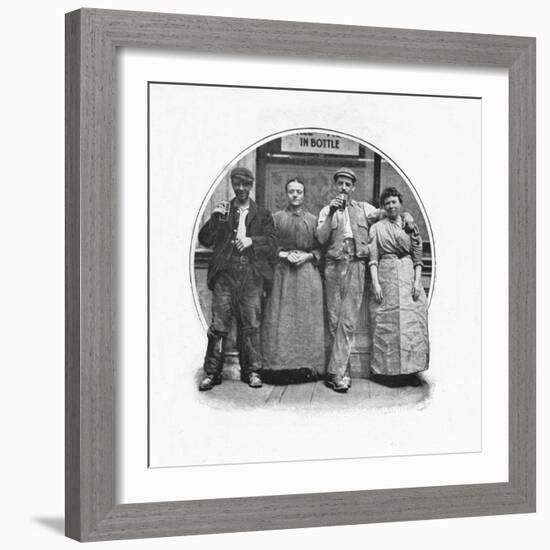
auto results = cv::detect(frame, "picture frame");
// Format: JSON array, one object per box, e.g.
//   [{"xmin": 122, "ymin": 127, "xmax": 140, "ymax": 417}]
[{"xmin": 65, "ymin": 7, "xmax": 535, "ymax": 542}]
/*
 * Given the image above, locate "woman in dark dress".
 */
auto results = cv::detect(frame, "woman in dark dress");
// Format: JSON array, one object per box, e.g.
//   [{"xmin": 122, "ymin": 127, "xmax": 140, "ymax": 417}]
[{"xmin": 261, "ymin": 178, "xmax": 326, "ymax": 383}]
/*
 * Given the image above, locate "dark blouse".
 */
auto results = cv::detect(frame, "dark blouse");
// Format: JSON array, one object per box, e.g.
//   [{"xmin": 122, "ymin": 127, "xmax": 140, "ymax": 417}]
[{"xmin": 273, "ymin": 207, "xmax": 321, "ymax": 262}]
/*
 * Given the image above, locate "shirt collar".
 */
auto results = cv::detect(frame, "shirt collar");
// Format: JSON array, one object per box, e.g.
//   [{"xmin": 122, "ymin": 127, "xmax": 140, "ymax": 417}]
[
  {"xmin": 285, "ymin": 205, "xmax": 305, "ymax": 216},
  {"xmin": 388, "ymin": 214, "xmax": 402, "ymax": 226}
]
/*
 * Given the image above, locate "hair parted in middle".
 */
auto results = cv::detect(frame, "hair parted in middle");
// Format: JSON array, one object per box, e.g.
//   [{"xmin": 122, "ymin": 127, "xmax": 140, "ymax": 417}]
[
  {"xmin": 380, "ymin": 186, "xmax": 403, "ymax": 205},
  {"xmin": 285, "ymin": 177, "xmax": 306, "ymax": 193}
]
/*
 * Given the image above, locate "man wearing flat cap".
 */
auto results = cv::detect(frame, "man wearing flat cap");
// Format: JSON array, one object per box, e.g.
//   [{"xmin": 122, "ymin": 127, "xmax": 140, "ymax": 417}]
[
  {"xmin": 317, "ymin": 167, "xmax": 414, "ymax": 393},
  {"xmin": 197, "ymin": 166, "xmax": 276, "ymax": 391}
]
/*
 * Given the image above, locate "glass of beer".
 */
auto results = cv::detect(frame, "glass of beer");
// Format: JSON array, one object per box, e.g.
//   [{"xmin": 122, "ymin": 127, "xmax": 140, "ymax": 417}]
[
  {"xmin": 337, "ymin": 193, "xmax": 347, "ymax": 211},
  {"xmin": 218, "ymin": 201, "xmax": 230, "ymax": 221}
]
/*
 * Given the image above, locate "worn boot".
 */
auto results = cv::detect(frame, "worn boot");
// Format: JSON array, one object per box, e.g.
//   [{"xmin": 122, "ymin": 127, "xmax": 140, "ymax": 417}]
[
  {"xmin": 198, "ymin": 374, "xmax": 222, "ymax": 391},
  {"xmin": 199, "ymin": 332, "xmax": 224, "ymax": 391},
  {"xmin": 325, "ymin": 374, "xmax": 351, "ymax": 393},
  {"xmin": 240, "ymin": 331, "xmax": 263, "ymax": 388}
]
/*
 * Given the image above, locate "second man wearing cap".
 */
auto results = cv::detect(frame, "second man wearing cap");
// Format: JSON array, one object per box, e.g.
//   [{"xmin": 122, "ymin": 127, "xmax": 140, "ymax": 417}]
[{"xmin": 317, "ymin": 168, "xmax": 380, "ymax": 392}]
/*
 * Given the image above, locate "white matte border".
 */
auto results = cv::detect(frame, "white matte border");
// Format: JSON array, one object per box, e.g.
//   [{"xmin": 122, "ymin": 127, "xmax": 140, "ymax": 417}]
[
  {"xmin": 149, "ymin": 87, "xmax": 480, "ymax": 466},
  {"xmin": 117, "ymin": 49, "xmax": 508, "ymax": 503}
]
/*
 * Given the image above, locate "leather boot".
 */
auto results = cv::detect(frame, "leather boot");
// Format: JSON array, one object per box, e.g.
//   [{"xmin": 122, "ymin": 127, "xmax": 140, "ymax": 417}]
[
  {"xmin": 240, "ymin": 331, "xmax": 262, "ymax": 386},
  {"xmin": 198, "ymin": 374, "xmax": 222, "ymax": 391},
  {"xmin": 325, "ymin": 374, "xmax": 350, "ymax": 393},
  {"xmin": 200, "ymin": 332, "xmax": 224, "ymax": 390}
]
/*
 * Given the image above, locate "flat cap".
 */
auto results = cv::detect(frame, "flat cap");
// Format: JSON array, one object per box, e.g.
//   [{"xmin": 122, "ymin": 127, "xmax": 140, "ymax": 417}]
[
  {"xmin": 333, "ymin": 167, "xmax": 357, "ymax": 183},
  {"xmin": 230, "ymin": 166, "xmax": 255, "ymax": 183}
]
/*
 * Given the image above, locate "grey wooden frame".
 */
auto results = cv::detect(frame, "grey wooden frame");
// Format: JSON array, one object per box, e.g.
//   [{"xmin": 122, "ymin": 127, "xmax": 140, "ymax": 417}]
[{"xmin": 65, "ymin": 8, "xmax": 536, "ymax": 542}]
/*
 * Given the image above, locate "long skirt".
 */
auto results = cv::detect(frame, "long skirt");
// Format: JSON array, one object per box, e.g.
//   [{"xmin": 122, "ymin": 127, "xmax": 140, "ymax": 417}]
[
  {"xmin": 261, "ymin": 261, "xmax": 325, "ymax": 382},
  {"xmin": 369, "ymin": 256, "xmax": 429, "ymax": 375}
]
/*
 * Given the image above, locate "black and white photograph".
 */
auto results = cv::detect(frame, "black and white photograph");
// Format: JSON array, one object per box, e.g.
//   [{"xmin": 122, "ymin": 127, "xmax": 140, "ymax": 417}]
[
  {"xmin": 139, "ymin": 73, "xmax": 487, "ymax": 473},
  {"xmin": 192, "ymin": 131, "xmax": 433, "ymax": 397}
]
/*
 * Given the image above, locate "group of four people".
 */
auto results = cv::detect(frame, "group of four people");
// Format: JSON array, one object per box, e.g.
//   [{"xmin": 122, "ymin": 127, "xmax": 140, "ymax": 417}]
[{"xmin": 197, "ymin": 165, "xmax": 429, "ymax": 393}]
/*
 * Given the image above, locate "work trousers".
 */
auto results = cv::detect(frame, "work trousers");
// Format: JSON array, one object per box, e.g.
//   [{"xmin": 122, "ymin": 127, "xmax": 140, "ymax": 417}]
[
  {"xmin": 203, "ymin": 263, "xmax": 263, "ymax": 375},
  {"xmin": 324, "ymin": 257, "xmax": 366, "ymax": 377}
]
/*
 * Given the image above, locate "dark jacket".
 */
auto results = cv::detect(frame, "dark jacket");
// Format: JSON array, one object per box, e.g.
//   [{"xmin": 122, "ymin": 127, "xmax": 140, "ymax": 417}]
[{"xmin": 198, "ymin": 199, "xmax": 277, "ymax": 290}]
